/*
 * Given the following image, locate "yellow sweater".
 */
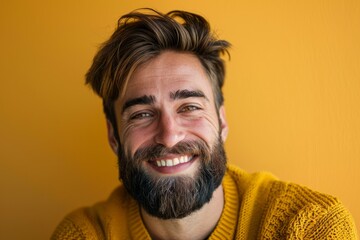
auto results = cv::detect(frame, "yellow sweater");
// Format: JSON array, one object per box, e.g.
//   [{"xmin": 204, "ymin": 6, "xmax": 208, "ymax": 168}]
[{"xmin": 52, "ymin": 165, "xmax": 358, "ymax": 239}]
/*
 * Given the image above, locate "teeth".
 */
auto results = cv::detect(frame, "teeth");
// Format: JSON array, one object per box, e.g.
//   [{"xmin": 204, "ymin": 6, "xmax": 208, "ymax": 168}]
[
  {"xmin": 156, "ymin": 156, "xmax": 191, "ymax": 167},
  {"xmin": 166, "ymin": 159, "xmax": 173, "ymax": 166}
]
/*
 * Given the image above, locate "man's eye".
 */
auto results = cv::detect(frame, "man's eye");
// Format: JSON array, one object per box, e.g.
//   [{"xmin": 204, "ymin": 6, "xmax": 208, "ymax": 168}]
[
  {"xmin": 130, "ymin": 112, "xmax": 153, "ymax": 120},
  {"xmin": 179, "ymin": 105, "xmax": 200, "ymax": 113}
]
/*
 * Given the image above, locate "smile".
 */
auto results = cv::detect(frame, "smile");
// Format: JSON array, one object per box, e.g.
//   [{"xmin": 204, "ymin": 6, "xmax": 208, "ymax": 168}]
[{"xmin": 155, "ymin": 155, "xmax": 192, "ymax": 167}]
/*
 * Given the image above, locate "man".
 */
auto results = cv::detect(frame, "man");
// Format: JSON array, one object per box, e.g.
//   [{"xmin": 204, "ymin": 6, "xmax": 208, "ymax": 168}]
[{"xmin": 52, "ymin": 9, "xmax": 357, "ymax": 239}]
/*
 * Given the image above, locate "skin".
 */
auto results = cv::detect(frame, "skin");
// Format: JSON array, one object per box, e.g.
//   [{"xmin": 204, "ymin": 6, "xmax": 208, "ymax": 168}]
[{"xmin": 107, "ymin": 51, "xmax": 229, "ymax": 240}]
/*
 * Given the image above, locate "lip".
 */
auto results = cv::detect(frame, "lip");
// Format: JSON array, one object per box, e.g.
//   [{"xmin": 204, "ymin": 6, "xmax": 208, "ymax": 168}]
[{"xmin": 148, "ymin": 155, "xmax": 197, "ymax": 174}]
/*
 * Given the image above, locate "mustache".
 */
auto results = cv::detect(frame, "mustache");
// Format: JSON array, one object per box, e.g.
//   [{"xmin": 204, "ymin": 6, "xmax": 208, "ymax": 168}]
[{"xmin": 132, "ymin": 140, "xmax": 211, "ymax": 162}]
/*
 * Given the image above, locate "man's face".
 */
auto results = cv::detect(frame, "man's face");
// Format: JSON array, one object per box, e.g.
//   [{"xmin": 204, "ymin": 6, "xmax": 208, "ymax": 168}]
[{"xmin": 108, "ymin": 51, "xmax": 228, "ymax": 219}]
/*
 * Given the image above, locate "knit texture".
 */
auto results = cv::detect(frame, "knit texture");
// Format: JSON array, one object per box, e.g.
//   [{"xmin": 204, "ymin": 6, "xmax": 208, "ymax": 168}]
[{"xmin": 51, "ymin": 165, "xmax": 358, "ymax": 239}]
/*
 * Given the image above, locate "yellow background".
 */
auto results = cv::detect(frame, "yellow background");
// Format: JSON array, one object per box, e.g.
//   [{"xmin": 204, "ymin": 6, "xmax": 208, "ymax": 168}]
[{"xmin": 1, "ymin": 0, "xmax": 359, "ymax": 238}]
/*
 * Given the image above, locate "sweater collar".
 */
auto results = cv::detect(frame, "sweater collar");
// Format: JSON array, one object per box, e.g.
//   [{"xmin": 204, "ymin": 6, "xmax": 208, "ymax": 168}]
[{"xmin": 209, "ymin": 171, "xmax": 240, "ymax": 239}]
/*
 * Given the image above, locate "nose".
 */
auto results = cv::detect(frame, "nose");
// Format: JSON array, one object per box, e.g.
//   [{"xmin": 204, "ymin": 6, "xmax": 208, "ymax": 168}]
[{"xmin": 154, "ymin": 112, "xmax": 185, "ymax": 148}]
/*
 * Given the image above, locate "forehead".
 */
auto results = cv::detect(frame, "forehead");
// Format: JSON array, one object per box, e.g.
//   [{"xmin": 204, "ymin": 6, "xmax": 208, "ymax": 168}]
[{"xmin": 119, "ymin": 51, "xmax": 214, "ymax": 103}]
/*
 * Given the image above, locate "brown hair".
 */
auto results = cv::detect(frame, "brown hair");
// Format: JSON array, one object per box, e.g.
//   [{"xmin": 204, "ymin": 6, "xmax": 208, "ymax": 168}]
[{"xmin": 86, "ymin": 8, "xmax": 230, "ymax": 130}]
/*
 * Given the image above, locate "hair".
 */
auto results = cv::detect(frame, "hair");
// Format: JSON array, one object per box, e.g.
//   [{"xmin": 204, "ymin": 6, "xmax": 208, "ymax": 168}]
[{"xmin": 85, "ymin": 8, "xmax": 230, "ymax": 134}]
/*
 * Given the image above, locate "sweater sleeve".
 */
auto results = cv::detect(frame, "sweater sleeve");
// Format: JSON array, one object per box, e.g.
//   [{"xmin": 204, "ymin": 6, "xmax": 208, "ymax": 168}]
[
  {"xmin": 259, "ymin": 181, "xmax": 358, "ymax": 239},
  {"xmin": 51, "ymin": 217, "xmax": 86, "ymax": 240},
  {"xmin": 51, "ymin": 208, "xmax": 105, "ymax": 240},
  {"xmin": 285, "ymin": 202, "xmax": 358, "ymax": 239}
]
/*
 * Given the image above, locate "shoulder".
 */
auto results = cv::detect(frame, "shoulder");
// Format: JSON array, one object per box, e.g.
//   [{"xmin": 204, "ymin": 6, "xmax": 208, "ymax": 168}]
[
  {"xmin": 51, "ymin": 207, "xmax": 102, "ymax": 240},
  {"xmin": 51, "ymin": 185, "xmax": 131, "ymax": 240},
  {"xmin": 262, "ymin": 180, "xmax": 357, "ymax": 239},
  {"xmin": 226, "ymin": 165, "xmax": 358, "ymax": 239}
]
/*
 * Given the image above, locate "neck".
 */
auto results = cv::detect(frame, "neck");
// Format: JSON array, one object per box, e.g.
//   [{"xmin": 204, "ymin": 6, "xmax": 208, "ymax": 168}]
[{"xmin": 141, "ymin": 185, "xmax": 224, "ymax": 240}]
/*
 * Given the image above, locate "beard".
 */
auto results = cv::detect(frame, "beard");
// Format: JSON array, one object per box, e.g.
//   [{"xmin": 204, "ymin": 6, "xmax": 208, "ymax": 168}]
[{"xmin": 117, "ymin": 138, "xmax": 227, "ymax": 220}]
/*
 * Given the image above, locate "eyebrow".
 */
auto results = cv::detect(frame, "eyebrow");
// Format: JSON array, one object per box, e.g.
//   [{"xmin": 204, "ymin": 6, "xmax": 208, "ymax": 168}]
[
  {"xmin": 170, "ymin": 89, "xmax": 209, "ymax": 101},
  {"xmin": 122, "ymin": 95, "xmax": 155, "ymax": 113}
]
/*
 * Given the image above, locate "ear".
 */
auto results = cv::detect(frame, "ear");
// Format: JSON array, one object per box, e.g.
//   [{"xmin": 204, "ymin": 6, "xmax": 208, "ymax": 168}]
[
  {"xmin": 219, "ymin": 105, "xmax": 229, "ymax": 142},
  {"xmin": 106, "ymin": 119, "xmax": 119, "ymax": 154}
]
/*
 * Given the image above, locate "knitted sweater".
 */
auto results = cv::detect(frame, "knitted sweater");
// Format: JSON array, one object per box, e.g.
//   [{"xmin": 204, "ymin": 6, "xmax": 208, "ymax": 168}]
[{"xmin": 52, "ymin": 165, "xmax": 358, "ymax": 239}]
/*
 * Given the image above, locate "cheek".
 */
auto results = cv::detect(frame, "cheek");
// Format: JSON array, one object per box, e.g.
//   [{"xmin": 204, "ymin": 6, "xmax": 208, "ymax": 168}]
[
  {"xmin": 119, "ymin": 124, "xmax": 155, "ymax": 156},
  {"xmin": 183, "ymin": 114, "xmax": 220, "ymax": 142}
]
